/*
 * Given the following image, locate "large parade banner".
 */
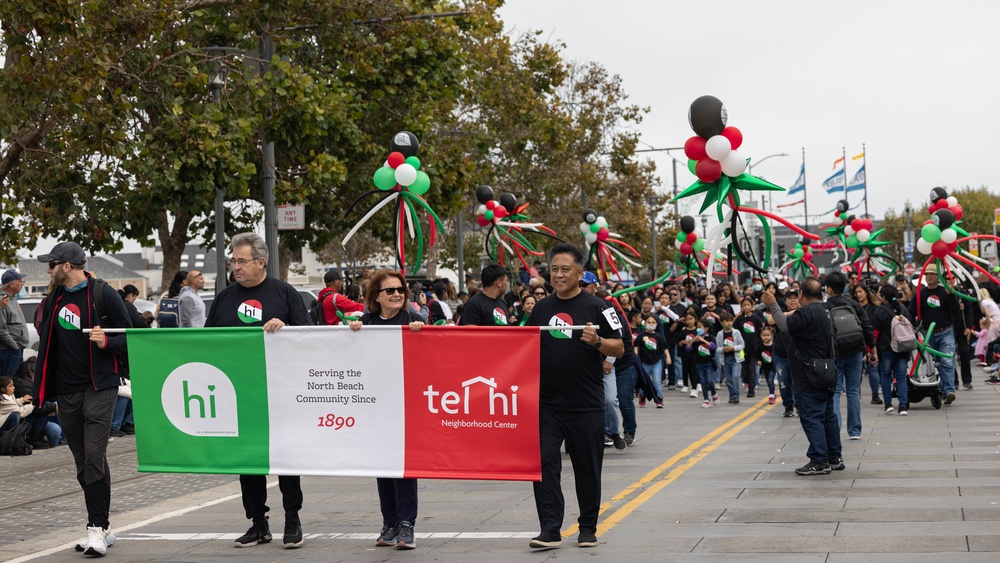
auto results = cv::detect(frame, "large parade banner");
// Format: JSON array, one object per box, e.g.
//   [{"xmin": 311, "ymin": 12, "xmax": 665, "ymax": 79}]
[{"xmin": 127, "ymin": 326, "xmax": 541, "ymax": 481}]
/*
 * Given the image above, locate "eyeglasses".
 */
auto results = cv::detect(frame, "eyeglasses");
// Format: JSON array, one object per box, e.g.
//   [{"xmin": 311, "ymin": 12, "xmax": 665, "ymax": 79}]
[
  {"xmin": 48, "ymin": 261, "xmax": 65, "ymax": 269},
  {"xmin": 379, "ymin": 287, "xmax": 406, "ymax": 295},
  {"xmin": 668, "ymin": 293, "xmax": 678, "ymax": 297},
  {"xmin": 231, "ymin": 258, "xmax": 258, "ymax": 266},
  {"xmin": 533, "ymin": 291, "xmax": 546, "ymax": 296}
]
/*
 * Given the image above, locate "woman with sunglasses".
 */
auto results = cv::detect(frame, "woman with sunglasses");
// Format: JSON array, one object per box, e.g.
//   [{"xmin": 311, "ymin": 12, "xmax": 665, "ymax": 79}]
[
  {"xmin": 348, "ymin": 270, "xmax": 424, "ymax": 550},
  {"xmin": 532, "ymin": 286, "xmax": 549, "ymax": 300}
]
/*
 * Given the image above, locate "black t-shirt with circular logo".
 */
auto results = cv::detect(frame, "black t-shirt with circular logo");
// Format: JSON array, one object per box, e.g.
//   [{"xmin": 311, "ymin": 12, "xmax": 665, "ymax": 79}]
[
  {"xmin": 205, "ymin": 276, "xmax": 310, "ymax": 328},
  {"xmin": 527, "ymin": 291, "xmax": 623, "ymax": 412},
  {"xmin": 460, "ymin": 292, "xmax": 509, "ymax": 326}
]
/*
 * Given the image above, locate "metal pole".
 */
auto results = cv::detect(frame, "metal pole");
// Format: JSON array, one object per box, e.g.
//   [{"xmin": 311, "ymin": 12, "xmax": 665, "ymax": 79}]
[
  {"xmin": 905, "ymin": 203, "xmax": 912, "ymax": 263},
  {"xmin": 671, "ymin": 157, "xmax": 679, "ymax": 218},
  {"xmin": 650, "ymin": 202, "xmax": 657, "ymax": 279},
  {"xmin": 260, "ymin": 34, "xmax": 279, "ymax": 279},
  {"xmin": 456, "ymin": 210, "xmax": 464, "ymax": 291},
  {"xmin": 212, "ymin": 83, "xmax": 227, "ymax": 297}
]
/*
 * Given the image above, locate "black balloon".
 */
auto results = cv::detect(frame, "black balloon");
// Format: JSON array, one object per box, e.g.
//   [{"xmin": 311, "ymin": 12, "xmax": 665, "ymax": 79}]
[
  {"xmin": 933, "ymin": 208, "xmax": 955, "ymax": 229},
  {"xmin": 836, "ymin": 200, "xmax": 849, "ymax": 213},
  {"xmin": 583, "ymin": 208, "xmax": 598, "ymax": 224},
  {"xmin": 475, "ymin": 185, "xmax": 494, "ymax": 204},
  {"xmin": 688, "ymin": 95, "xmax": 728, "ymax": 139},
  {"xmin": 680, "ymin": 215, "xmax": 696, "ymax": 234},
  {"xmin": 390, "ymin": 131, "xmax": 420, "ymax": 157},
  {"xmin": 929, "ymin": 186, "xmax": 948, "ymax": 203},
  {"xmin": 499, "ymin": 193, "xmax": 518, "ymax": 214},
  {"xmin": 846, "ymin": 215, "xmax": 856, "ymax": 225}
]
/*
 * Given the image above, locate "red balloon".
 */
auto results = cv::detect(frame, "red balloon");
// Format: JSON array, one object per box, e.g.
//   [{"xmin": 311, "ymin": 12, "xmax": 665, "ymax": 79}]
[
  {"xmin": 687, "ymin": 231, "xmax": 698, "ymax": 243},
  {"xmin": 477, "ymin": 215, "xmax": 490, "ymax": 227},
  {"xmin": 695, "ymin": 158, "xmax": 722, "ymax": 183},
  {"xmin": 684, "ymin": 136, "xmax": 707, "ymax": 161},
  {"xmin": 597, "ymin": 227, "xmax": 610, "ymax": 241},
  {"xmin": 679, "ymin": 242, "xmax": 694, "ymax": 256},
  {"xmin": 949, "ymin": 204, "xmax": 963, "ymax": 220},
  {"xmin": 923, "ymin": 219, "xmax": 934, "ymax": 226},
  {"xmin": 931, "ymin": 240, "xmax": 950, "ymax": 258},
  {"xmin": 493, "ymin": 206, "xmax": 507, "ymax": 219},
  {"xmin": 485, "ymin": 200, "xmax": 496, "ymax": 210},
  {"xmin": 720, "ymin": 127, "xmax": 743, "ymax": 150},
  {"xmin": 850, "ymin": 218, "xmax": 864, "ymax": 232},
  {"xmin": 803, "ymin": 252, "xmax": 814, "ymax": 261},
  {"xmin": 387, "ymin": 151, "xmax": 406, "ymax": 169}
]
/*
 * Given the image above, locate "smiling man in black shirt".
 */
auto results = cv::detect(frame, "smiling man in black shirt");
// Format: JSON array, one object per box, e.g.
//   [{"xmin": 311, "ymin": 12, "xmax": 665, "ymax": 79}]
[
  {"xmin": 907, "ymin": 262, "xmax": 960, "ymax": 404},
  {"xmin": 460, "ymin": 264, "xmax": 509, "ymax": 326},
  {"xmin": 526, "ymin": 243, "xmax": 624, "ymax": 550}
]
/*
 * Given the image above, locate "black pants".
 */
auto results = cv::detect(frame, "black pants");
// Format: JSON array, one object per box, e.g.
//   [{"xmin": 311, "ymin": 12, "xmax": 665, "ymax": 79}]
[
  {"xmin": 377, "ymin": 478, "xmax": 418, "ymax": 526},
  {"xmin": 239, "ymin": 475, "xmax": 303, "ymax": 526},
  {"xmin": 682, "ymin": 356, "xmax": 699, "ymax": 388},
  {"xmin": 955, "ymin": 331, "xmax": 972, "ymax": 386},
  {"xmin": 59, "ymin": 387, "xmax": 117, "ymax": 529},
  {"xmin": 741, "ymin": 352, "xmax": 757, "ymax": 388},
  {"xmin": 533, "ymin": 407, "xmax": 603, "ymax": 534}
]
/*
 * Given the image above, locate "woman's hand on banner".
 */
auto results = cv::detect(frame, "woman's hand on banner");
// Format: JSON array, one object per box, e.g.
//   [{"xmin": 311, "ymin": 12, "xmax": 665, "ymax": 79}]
[
  {"xmin": 409, "ymin": 321, "xmax": 424, "ymax": 332},
  {"xmin": 348, "ymin": 320, "xmax": 363, "ymax": 332},
  {"xmin": 262, "ymin": 319, "xmax": 285, "ymax": 333}
]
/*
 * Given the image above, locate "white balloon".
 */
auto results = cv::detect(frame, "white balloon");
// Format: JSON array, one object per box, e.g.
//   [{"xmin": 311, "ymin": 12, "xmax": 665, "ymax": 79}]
[
  {"xmin": 940, "ymin": 228, "xmax": 957, "ymax": 244},
  {"xmin": 947, "ymin": 196, "xmax": 959, "ymax": 207},
  {"xmin": 844, "ymin": 226, "xmax": 855, "ymax": 236},
  {"xmin": 705, "ymin": 135, "xmax": 732, "ymax": 160},
  {"xmin": 394, "ymin": 163, "xmax": 417, "ymax": 186},
  {"xmin": 585, "ymin": 232, "xmax": 598, "ymax": 244},
  {"xmin": 596, "ymin": 216, "xmax": 608, "ymax": 229},
  {"xmin": 477, "ymin": 204, "xmax": 487, "ymax": 216},
  {"xmin": 580, "ymin": 222, "xmax": 590, "ymax": 234},
  {"xmin": 856, "ymin": 230, "xmax": 870, "ymax": 243},
  {"xmin": 720, "ymin": 150, "xmax": 746, "ymax": 176},
  {"xmin": 917, "ymin": 238, "xmax": 933, "ymax": 255}
]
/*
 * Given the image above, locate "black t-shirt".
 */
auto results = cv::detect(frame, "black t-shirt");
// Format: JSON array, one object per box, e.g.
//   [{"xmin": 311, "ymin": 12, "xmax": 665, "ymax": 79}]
[
  {"xmin": 205, "ymin": 277, "xmax": 310, "ymax": 328},
  {"xmin": 780, "ymin": 300, "xmax": 835, "ymax": 393},
  {"xmin": 637, "ymin": 328, "xmax": 663, "ymax": 364},
  {"xmin": 51, "ymin": 287, "xmax": 93, "ymax": 395},
  {"xmin": 758, "ymin": 343, "xmax": 776, "ymax": 373},
  {"xmin": 908, "ymin": 285, "xmax": 958, "ymax": 330},
  {"xmin": 735, "ymin": 312, "xmax": 763, "ymax": 355},
  {"xmin": 527, "ymin": 290, "xmax": 623, "ymax": 412},
  {"xmin": 678, "ymin": 327, "xmax": 698, "ymax": 360},
  {"xmin": 360, "ymin": 309, "xmax": 413, "ymax": 326},
  {"xmin": 460, "ymin": 292, "xmax": 509, "ymax": 326}
]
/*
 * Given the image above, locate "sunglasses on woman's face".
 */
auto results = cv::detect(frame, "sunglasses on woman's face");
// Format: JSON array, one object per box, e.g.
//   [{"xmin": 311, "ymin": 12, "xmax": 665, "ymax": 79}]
[{"xmin": 379, "ymin": 287, "xmax": 406, "ymax": 295}]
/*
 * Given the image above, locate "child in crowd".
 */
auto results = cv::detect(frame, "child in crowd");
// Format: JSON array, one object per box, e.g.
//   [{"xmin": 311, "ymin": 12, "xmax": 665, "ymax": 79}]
[
  {"xmin": 0, "ymin": 376, "xmax": 33, "ymax": 433},
  {"xmin": 757, "ymin": 328, "xmax": 778, "ymax": 404},
  {"xmin": 974, "ymin": 317, "xmax": 990, "ymax": 366},
  {"xmin": 689, "ymin": 316, "xmax": 718, "ymax": 408},
  {"xmin": 677, "ymin": 310, "xmax": 701, "ymax": 398},
  {"xmin": 638, "ymin": 314, "xmax": 670, "ymax": 408},
  {"xmin": 715, "ymin": 312, "xmax": 745, "ymax": 404}
]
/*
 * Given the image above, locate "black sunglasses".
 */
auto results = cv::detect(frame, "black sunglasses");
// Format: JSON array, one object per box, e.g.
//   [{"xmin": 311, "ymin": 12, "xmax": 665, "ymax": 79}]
[
  {"xmin": 48, "ymin": 261, "xmax": 66, "ymax": 269},
  {"xmin": 379, "ymin": 287, "xmax": 406, "ymax": 295},
  {"xmin": 533, "ymin": 291, "xmax": 546, "ymax": 295}
]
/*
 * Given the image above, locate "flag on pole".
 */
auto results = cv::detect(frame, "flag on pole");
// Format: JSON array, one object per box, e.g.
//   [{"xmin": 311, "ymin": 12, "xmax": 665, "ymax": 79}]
[
  {"xmin": 787, "ymin": 165, "xmax": 806, "ymax": 195},
  {"xmin": 128, "ymin": 326, "xmax": 542, "ymax": 480},
  {"xmin": 832, "ymin": 156, "xmax": 844, "ymax": 168},
  {"xmin": 846, "ymin": 164, "xmax": 865, "ymax": 193},
  {"xmin": 822, "ymin": 168, "xmax": 845, "ymax": 194},
  {"xmin": 851, "ymin": 151, "xmax": 865, "ymax": 161},
  {"xmin": 777, "ymin": 199, "xmax": 804, "ymax": 208}
]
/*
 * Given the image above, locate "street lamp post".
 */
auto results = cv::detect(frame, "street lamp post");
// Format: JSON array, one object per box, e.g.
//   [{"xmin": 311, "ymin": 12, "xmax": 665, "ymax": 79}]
[
  {"xmin": 904, "ymin": 200, "xmax": 913, "ymax": 262},
  {"xmin": 701, "ymin": 215, "xmax": 708, "ymax": 238},
  {"xmin": 647, "ymin": 195, "xmax": 657, "ymax": 280},
  {"xmin": 634, "ymin": 146, "xmax": 684, "ymax": 218}
]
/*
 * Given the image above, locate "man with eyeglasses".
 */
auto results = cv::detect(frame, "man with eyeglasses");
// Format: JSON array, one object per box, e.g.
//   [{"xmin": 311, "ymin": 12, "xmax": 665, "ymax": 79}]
[
  {"xmin": 0, "ymin": 268, "xmax": 30, "ymax": 378},
  {"xmin": 31, "ymin": 241, "xmax": 133, "ymax": 556},
  {"xmin": 205, "ymin": 232, "xmax": 311, "ymax": 549}
]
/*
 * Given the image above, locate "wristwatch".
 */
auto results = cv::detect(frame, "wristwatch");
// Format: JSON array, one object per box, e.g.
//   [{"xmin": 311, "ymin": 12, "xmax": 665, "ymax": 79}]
[{"xmin": 592, "ymin": 336, "xmax": 602, "ymax": 349}]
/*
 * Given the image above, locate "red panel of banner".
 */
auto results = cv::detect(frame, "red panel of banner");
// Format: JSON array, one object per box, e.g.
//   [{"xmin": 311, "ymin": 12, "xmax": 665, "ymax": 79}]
[{"xmin": 401, "ymin": 326, "xmax": 541, "ymax": 481}]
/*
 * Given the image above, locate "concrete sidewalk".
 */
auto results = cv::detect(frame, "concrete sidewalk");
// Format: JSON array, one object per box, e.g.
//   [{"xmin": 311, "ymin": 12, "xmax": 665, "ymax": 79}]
[{"xmin": 3, "ymin": 375, "xmax": 999, "ymax": 562}]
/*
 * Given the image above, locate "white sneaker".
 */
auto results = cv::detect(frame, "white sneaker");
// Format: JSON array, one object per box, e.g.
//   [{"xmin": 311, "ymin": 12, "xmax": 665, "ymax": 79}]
[
  {"xmin": 884, "ymin": 406, "xmax": 894, "ymax": 414},
  {"xmin": 702, "ymin": 400, "xmax": 711, "ymax": 408},
  {"xmin": 898, "ymin": 410, "xmax": 907, "ymax": 416},
  {"xmin": 689, "ymin": 389, "xmax": 698, "ymax": 398},
  {"xmin": 75, "ymin": 527, "xmax": 116, "ymax": 552},
  {"xmin": 681, "ymin": 386, "xmax": 689, "ymax": 392},
  {"xmin": 83, "ymin": 526, "xmax": 108, "ymax": 556}
]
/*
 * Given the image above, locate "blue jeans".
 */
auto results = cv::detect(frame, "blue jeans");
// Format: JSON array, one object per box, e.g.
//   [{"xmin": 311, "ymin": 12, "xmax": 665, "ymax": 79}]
[
  {"xmin": 762, "ymin": 368, "xmax": 776, "ymax": 395},
  {"xmin": 672, "ymin": 352, "xmax": 683, "ymax": 387},
  {"xmin": 722, "ymin": 358, "xmax": 741, "ymax": 400},
  {"xmin": 615, "ymin": 363, "xmax": 638, "ymax": 434},
  {"xmin": 642, "ymin": 359, "xmax": 664, "ymax": 405},
  {"xmin": 794, "ymin": 391, "xmax": 842, "ymax": 463},
  {"xmin": 696, "ymin": 363, "xmax": 717, "ymax": 401},
  {"xmin": 774, "ymin": 354, "xmax": 793, "ymax": 410},
  {"xmin": 112, "ymin": 397, "xmax": 133, "ymax": 431},
  {"xmin": 864, "ymin": 362, "xmax": 879, "ymax": 396},
  {"xmin": 0, "ymin": 412, "xmax": 20, "ymax": 432},
  {"xmin": 603, "ymin": 372, "xmax": 619, "ymax": 435},
  {"xmin": 834, "ymin": 352, "xmax": 863, "ymax": 437},
  {"xmin": 0, "ymin": 346, "xmax": 23, "ymax": 378},
  {"xmin": 665, "ymin": 344, "xmax": 679, "ymax": 386},
  {"xmin": 926, "ymin": 329, "xmax": 956, "ymax": 396},
  {"xmin": 879, "ymin": 351, "xmax": 909, "ymax": 410}
]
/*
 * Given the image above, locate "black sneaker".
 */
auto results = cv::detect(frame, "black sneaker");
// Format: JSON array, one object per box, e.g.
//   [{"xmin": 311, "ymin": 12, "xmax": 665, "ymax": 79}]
[
  {"xmin": 782, "ymin": 409, "xmax": 796, "ymax": 418},
  {"xmin": 396, "ymin": 522, "xmax": 415, "ymax": 550},
  {"xmin": 529, "ymin": 531, "xmax": 562, "ymax": 549},
  {"xmin": 604, "ymin": 435, "xmax": 614, "ymax": 448},
  {"xmin": 828, "ymin": 456, "xmax": 846, "ymax": 470},
  {"xmin": 944, "ymin": 392, "xmax": 956, "ymax": 405},
  {"xmin": 795, "ymin": 461, "xmax": 832, "ymax": 476},
  {"xmin": 612, "ymin": 433, "xmax": 626, "ymax": 450},
  {"xmin": 109, "ymin": 429, "xmax": 126, "ymax": 437},
  {"xmin": 578, "ymin": 529, "xmax": 598, "ymax": 548},
  {"xmin": 623, "ymin": 432, "xmax": 635, "ymax": 446},
  {"xmin": 121, "ymin": 423, "xmax": 135, "ymax": 435},
  {"xmin": 871, "ymin": 394, "xmax": 883, "ymax": 405},
  {"xmin": 283, "ymin": 522, "xmax": 303, "ymax": 549},
  {"xmin": 747, "ymin": 390, "xmax": 756, "ymax": 398},
  {"xmin": 376, "ymin": 524, "xmax": 398, "ymax": 546},
  {"xmin": 963, "ymin": 384, "xmax": 973, "ymax": 390},
  {"xmin": 234, "ymin": 522, "xmax": 272, "ymax": 547},
  {"xmin": 728, "ymin": 398, "xmax": 739, "ymax": 404}
]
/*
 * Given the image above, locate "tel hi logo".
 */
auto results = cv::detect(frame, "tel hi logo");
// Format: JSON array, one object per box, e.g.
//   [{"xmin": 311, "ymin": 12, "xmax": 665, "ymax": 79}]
[
  {"xmin": 238, "ymin": 299, "xmax": 263, "ymax": 324},
  {"xmin": 548, "ymin": 313, "xmax": 573, "ymax": 339},
  {"xmin": 161, "ymin": 362, "xmax": 239, "ymax": 437},
  {"xmin": 58, "ymin": 304, "xmax": 82, "ymax": 330}
]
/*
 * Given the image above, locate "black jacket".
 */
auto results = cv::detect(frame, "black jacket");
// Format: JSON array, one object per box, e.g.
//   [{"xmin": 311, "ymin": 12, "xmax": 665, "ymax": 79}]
[{"xmin": 33, "ymin": 274, "xmax": 133, "ymax": 404}]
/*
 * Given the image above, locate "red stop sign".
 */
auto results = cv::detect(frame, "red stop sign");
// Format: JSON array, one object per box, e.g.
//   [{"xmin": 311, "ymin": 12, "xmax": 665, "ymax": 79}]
[{"xmin": 904, "ymin": 263, "xmax": 916, "ymax": 276}]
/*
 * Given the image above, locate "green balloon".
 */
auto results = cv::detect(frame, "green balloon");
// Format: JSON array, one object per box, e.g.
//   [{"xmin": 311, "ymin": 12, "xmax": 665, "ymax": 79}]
[
  {"xmin": 693, "ymin": 238, "xmax": 705, "ymax": 252},
  {"xmin": 921, "ymin": 223, "xmax": 941, "ymax": 243},
  {"xmin": 677, "ymin": 232, "xmax": 688, "ymax": 243},
  {"xmin": 793, "ymin": 248, "xmax": 804, "ymax": 259},
  {"xmin": 373, "ymin": 166, "xmax": 397, "ymax": 191},
  {"xmin": 795, "ymin": 243, "xmax": 802, "ymax": 249},
  {"xmin": 846, "ymin": 234, "xmax": 860, "ymax": 248},
  {"xmin": 408, "ymin": 171, "xmax": 430, "ymax": 195},
  {"xmin": 687, "ymin": 159, "xmax": 697, "ymax": 175},
  {"xmin": 405, "ymin": 156, "xmax": 421, "ymax": 170},
  {"xmin": 590, "ymin": 223, "xmax": 601, "ymax": 234},
  {"xmin": 484, "ymin": 209, "xmax": 494, "ymax": 221}
]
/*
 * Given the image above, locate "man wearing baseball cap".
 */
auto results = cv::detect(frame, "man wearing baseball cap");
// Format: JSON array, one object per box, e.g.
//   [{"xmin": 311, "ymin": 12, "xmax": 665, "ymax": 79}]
[
  {"xmin": 908, "ymin": 262, "xmax": 960, "ymax": 405},
  {"xmin": 315, "ymin": 269, "xmax": 365, "ymax": 325},
  {"xmin": 580, "ymin": 270, "xmax": 599, "ymax": 294},
  {"xmin": 32, "ymin": 241, "xmax": 133, "ymax": 556},
  {"xmin": 0, "ymin": 268, "xmax": 29, "ymax": 377}
]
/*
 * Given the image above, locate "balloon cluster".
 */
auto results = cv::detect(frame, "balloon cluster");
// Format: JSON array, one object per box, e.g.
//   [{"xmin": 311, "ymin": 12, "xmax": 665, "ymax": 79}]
[
  {"xmin": 674, "ymin": 215, "xmax": 705, "ymax": 257},
  {"xmin": 342, "ymin": 131, "xmax": 445, "ymax": 275},
  {"xmin": 844, "ymin": 217, "xmax": 874, "ymax": 249},
  {"xmin": 684, "ymin": 96, "xmax": 747, "ymax": 182},
  {"xmin": 780, "ymin": 238, "xmax": 819, "ymax": 279},
  {"xmin": 820, "ymin": 199, "xmax": 898, "ymax": 278},
  {"xmin": 917, "ymin": 187, "xmax": 962, "ymax": 259},
  {"xmin": 790, "ymin": 241, "xmax": 814, "ymax": 262},
  {"xmin": 473, "ymin": 185, "xmax": 558, "ymax": 269},
  {"xmin": 579, "ymin": 208, "xmax": 612, "ymax": 245},
  {"xmin": 578, "ymin": 209, "xmax": 642, "ymax": 283}
]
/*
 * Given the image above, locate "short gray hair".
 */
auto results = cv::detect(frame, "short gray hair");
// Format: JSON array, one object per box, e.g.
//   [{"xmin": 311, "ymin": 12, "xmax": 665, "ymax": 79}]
[{"xmin": 231, "ymin": 232, "xmax": 268, "ymax": 265}]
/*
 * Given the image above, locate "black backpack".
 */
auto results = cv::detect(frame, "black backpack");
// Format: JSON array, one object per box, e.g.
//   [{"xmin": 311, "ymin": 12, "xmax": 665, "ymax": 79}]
[
  {"xmin": 829, "ymin": 303, "xmax": 865, "ymax": 356},
  {"xmin": 0, "ymin": 421, "xmax": 33, "ymax": 456},
  {"xmin": 309, "ymin": 293, "xmax": 337, "ymax": 325}
]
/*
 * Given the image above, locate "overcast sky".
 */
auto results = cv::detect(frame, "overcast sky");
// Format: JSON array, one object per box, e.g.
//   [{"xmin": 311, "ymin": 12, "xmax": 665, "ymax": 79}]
[{"xmin": 498, "ymin": 0, "xmax": 1000, "ymax": 229}]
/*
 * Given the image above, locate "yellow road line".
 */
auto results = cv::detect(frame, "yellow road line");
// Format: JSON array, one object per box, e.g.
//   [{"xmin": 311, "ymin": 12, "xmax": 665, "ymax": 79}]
[{"xmin": 561, "ymin": 396, "xmax": 776, "ymax": 538}]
